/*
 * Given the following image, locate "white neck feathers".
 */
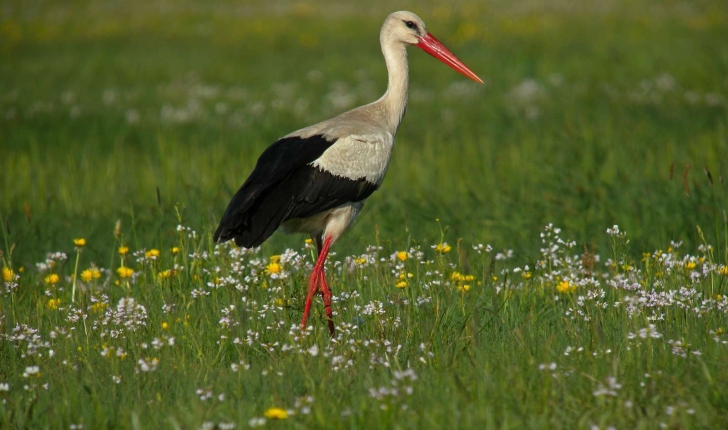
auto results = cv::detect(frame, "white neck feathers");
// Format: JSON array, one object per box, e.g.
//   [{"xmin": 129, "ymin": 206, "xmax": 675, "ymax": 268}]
[{"xmin": 377, "ymin": 33, "xmax": 409, "ymax": 136}]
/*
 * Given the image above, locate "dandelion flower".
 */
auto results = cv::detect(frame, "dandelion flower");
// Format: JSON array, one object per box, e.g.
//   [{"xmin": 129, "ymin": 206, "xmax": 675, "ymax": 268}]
[
  {"xmin": 80, "ymin": 268, "xmax": 101, "ymax": 282},
  {"xmin": 145, "ymin": 249, "xmax": 160, "ymax": 260},
  {"xmin": 521, "ymin": 271, "xmax": 532, "ymax": 279},
  {"xmin": 46, "ymin": 298, "xmax": 61, "ymax": 310},
  {"xmin": 80, "ymin": 270, "xmax": 93, "ymax": 282},
  {"xmin": 45, "ymin": 274, "xmax": 60, "ymax": 285},
  {"xmin": 263, "ymin": 408, "xmax": 288, "ymax": 420},
  {"xmin": 457, "ymin": 284, "xmax": 471, "ymax": 293},
  {"xmin": 266, "ymin": 262, "xmax": 282, "ymax": 276},
  {"xmin": 2, "ymin": 267, "xmax": 14, "ymax": 282},
  {"xmin": 434, "ymin": 243, "xmax": 452, "ymax": 254},
  {"xmin": 269, "ymin": 255, "xmax": 281, "ymax": 263},
  {"xmin": 719, "ymin": 266, "xmax": 728, "ymax": 276},
  {"xmin": 452, "ymin": 272, "xmax": 474, "ymax": 285},
  {"xmin": 162, "ymin": 322, "xmax": 169, "ymax": 330},
  {"xmin": 118, "ymin": 246, "xmax": 129, "ymax": 256},
  {"xmin": 73, "ymin": 238, "xmax": 86, "ymax": 248},
  {"xmin": 684, "ymin": 261, "xmax": 697, "ymax": 270},
  {"xmin": 117, "ymin": 267, "xmax": 134, "ymax": 279},
  {"xmin": 395, "ymin": 281, "xmax": 407, "ymax": 289},
  {"xmin": 556, "ymin": 280, "xmax": 576, "ymax": 293},
  {"xmin": 158, "ymin": 269, "xmax": 173, "ymax": 280},
  {"xmin": 171, "ymin": 246, "xmax": 180, "ymax": 255},
  {"xmin": 90, "ymin": 302, "xmax": 108, "ymax": 313},
  {"xmin": 396, "ymin": 251, "xmax": 409, "ymax": 261}
]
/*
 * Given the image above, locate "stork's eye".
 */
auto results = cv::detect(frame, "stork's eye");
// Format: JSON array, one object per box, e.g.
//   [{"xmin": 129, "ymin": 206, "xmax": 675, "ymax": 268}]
[{"xmin": 404, "ymin": 20, "xmax": 418, "ymax": 30}]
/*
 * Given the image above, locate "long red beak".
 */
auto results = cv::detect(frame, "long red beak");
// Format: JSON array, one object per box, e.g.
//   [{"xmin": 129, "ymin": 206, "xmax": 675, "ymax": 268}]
[{"xmin": 416, "ymin": 33, "xmax": 484, "ymax": 84}]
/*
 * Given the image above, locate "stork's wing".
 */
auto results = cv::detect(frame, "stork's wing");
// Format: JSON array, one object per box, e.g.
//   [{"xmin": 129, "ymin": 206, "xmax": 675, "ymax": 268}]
[{"xmin": 213, "ymin": 134, "xmax": 379, "ymax": 248}]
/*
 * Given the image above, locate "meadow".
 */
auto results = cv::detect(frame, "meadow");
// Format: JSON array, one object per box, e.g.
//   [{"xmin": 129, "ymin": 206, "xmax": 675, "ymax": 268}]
[{"xmin": 1, "ymin": 0, "xmax": 728, "ymax": 428}]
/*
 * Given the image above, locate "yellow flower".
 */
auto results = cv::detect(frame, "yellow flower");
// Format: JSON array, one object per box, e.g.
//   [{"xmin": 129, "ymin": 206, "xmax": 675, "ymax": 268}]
[
  {"xmin": 80, "ymin": 268, "xmax": 101, "ymax": 282},
  {"xmin": 263, "ymin": 408, "xmax": 289, "ymax": 420},
  {"xmin": 45, "ymin": 273, "xmax": 60, "ymax": 285},
  {"xmin": 685, "ymin": 261, "xmax": 697, "ymax": 270},
  {"xmin": 434, "ymin": 243, "xmax": 452, "ymax": 254},
  {"xmin": 396, "ymin": 251, "xmax": 409, "ymax": 261},
  {"xmin": 117, "ymin": 267, "xmax": 134, "ymax": 279},
  {"xmin": 451, "ymin": 272, "xmax": 474, "ymax": 282},
  {"xmin": 161, "ymin": 322, "xmax": 169, "ymax": 330},
  {"xmin": 556, "ymin": 280, "xmax": 576, "ymax": 293},
  {"xmin": 354, "ymin": 257, "xmax": 367, "ymax": 265},
  {"xmin": 90, "ymin": 302, "xmax": 108, "ymax": 313},
  {"xmin": 304, "ymin": 239, "xmax": 313, "ymax": 245},
  {"xmin": 269, "ymin": 255, "xmax": 281, "ymax": 263},
  {"xmin": 46, "ymin": 298, "xmax": 61, "ymax": 310},
  {"xmin": 395, "ymin": 281, "xmax": 407, "ymax": 288},
  {"xmin": 2, "ymin": 267, "xmax": 15, "ymax": 282},
  {"xmin": 145, "ymin": 249, "xmax": 160, "ymax": 260},
  {"xmin": 157, "ymin": 269, "xmax": 173, "ymax": 280},
  {"xmin": 171, "ymin": 246, "xmax": 180, "ymax": 255},
  {"xmin": 521, "ymin": 271, "xmax": 532, "ymax": 279},
  {"xmin": 73, "ymin": 238, "xmax": 86, "ymax": 247},
  {"xmin": 80, "ymin": 270, "xmax": 93, "ymax": 282},
  {"xmin": 718, "ymin": 266, "xmax": 728, "ymax": 276},
  {"xmin": 266, "ymin": 262, "xmax": 282, "ymax": 275},
  {"xmin": 118, "ymin": 246, "xmax": 129, "ymax": 255},
  {"xmin": 457, "ymin": 284, "xmax": 471, "ymax": 293}
]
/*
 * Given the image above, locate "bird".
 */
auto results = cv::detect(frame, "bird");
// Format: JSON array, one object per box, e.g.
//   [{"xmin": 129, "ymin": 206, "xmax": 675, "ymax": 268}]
[{"xmin": 213, "ymin": 11, "xmax": 482, "ymax": 338}]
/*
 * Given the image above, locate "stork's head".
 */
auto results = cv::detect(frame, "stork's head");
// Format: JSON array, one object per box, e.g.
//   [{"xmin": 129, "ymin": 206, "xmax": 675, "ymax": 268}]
[
  {"xmin": 382, "ymin": 11, "xmax": 428, "ymax": 45},
  {"xmin": 382, "ymin": 11, "xmax": 483, "ymax": 84}
]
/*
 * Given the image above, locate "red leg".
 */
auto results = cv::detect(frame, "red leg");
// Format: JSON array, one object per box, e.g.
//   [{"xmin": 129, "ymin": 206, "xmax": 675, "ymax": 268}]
[
  {"xmin": 300, "ymin": 235, "xmax": 335, "ymax": 338},
  {"xmin": 319, "ymin": 268, "xmax": 335, "ymax": 338},
  {"xmin": 301, "ymin": 268, "xmax": 319, "ymax": 330},
  {"xmin": 301, "ymin": 235, "xmax": 324, "ymax": 330}
]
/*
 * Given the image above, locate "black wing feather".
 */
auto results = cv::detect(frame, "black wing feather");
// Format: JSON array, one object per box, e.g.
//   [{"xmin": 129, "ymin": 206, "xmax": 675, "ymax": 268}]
[{"xmin": 213, "ymin": 134, "xmax": 378, "ymax": 248}]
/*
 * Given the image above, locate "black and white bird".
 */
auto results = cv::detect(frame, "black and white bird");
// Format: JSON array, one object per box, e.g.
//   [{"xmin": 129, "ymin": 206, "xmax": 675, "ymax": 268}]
[{"xmin": 214, "ymin": 11, "xmax": 482, "ymax": 337}]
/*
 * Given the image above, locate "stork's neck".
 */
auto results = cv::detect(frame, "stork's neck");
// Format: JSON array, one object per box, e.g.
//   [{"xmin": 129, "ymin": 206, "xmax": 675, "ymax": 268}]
[{"xmin": 378, "ymin": 38, "xmax": 409, "ymax": 135}]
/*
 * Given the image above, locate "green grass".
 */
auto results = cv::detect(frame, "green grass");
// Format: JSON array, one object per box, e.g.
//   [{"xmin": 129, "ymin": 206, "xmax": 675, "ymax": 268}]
[{"xmin": 2, "ymin": 0, "xmax": 728, "ymax": 428}]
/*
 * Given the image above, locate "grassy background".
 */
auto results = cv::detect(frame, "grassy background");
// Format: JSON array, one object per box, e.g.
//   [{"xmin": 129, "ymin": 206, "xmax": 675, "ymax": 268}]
[
  {"xmin": 1, "ymin": 0, "xmax": 728, "ymax": 428},
  {"xmin": 2, "ymin": 0, "xmax": 727, "ymax": 263}
]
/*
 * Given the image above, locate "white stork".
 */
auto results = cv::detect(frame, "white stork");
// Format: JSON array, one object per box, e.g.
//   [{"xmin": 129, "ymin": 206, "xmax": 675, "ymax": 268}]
[{"xmin": 214, "ymin": 11, "xmax": 482, "ymax": 337}]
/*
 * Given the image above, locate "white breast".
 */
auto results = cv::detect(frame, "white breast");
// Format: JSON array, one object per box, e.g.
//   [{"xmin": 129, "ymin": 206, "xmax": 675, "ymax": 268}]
[{"xmin": 311, "ymin": 133, "xmax": 394, "ymax": 185}]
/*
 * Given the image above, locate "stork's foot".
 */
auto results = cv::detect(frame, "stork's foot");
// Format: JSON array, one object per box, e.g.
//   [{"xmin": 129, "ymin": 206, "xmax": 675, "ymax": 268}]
[{"xmin": 300, "ymin": 270, "xmax": 336, "ymax": 338}]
